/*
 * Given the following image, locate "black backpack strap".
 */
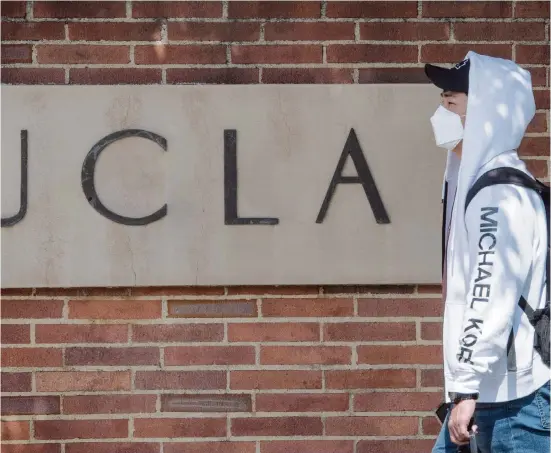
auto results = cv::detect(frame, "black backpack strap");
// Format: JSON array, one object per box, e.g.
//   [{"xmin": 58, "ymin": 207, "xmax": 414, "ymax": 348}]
[{"xmin": 465, "ymin": 167, "xmax": 541, "ymax": 212}]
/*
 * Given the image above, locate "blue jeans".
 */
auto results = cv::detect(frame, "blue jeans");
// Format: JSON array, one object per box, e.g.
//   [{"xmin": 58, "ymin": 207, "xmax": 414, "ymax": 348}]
[{"xmin": 432, "ymin": 381, "xmax": 550, "ymax": 453}]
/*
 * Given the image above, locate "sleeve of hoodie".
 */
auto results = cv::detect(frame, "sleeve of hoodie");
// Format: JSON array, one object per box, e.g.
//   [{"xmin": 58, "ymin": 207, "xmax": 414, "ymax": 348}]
[{"xmin": 447, "ymin": 184, "xmax": 535, "ymax": 394}]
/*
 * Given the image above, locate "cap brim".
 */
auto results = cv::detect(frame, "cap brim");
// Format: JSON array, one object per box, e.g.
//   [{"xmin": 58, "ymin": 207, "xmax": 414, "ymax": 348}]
[{"xmin": 425, "ymin": 64, "xmax": 454, "ymax": 91}]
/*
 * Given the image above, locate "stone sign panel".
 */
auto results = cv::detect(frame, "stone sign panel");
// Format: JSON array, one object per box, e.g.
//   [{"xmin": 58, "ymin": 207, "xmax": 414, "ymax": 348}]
[{"xmin": 1, "ymin": 85, "xmax": 445, "ymax": 287}]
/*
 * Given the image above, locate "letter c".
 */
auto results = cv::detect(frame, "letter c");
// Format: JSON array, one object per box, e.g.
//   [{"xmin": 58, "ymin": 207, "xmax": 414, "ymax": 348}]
[
  {"xmin": 81, "ymin": 129, "xmax": 167, "ymax": 226},
  {"xmin": 479, "ymin": 232, "xmax": 496, "ymax": 250}
]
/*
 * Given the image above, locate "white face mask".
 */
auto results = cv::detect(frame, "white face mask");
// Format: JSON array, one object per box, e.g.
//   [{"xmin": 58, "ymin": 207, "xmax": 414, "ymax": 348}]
[{"xmin": 430, "ymin": 105, "xmax": 464, "ymax": 151}]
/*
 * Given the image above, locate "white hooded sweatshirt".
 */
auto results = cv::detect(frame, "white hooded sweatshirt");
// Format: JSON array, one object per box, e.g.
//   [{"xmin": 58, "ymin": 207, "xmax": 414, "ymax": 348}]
[{"xmin": 442, "ymin": 51, "xmax": 549, "ymax": 403}]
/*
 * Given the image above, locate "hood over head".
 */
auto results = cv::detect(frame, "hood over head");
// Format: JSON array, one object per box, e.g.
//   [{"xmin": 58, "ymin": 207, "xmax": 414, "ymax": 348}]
[{"xmin": 445, "ymin": 51, "xmax": 536, "ymax": 192}]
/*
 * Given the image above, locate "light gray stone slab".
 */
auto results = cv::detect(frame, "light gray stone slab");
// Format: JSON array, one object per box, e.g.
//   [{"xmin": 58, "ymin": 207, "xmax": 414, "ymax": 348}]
[{"xmin": 1, "ymin": 85, "xmax": 445, "ymax": 287}]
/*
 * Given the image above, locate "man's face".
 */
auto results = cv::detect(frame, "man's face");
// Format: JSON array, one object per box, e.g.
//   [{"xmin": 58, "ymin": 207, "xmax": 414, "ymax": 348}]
[{"xmin": 441, "ymin": 91, "xmax": 468, "ymax": 124}]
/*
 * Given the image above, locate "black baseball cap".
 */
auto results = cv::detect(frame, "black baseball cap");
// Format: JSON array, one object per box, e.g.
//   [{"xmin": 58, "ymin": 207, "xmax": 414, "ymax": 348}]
[{"xmin": 425, "ymin": 59, "xmax": 470, "ymax": 94}]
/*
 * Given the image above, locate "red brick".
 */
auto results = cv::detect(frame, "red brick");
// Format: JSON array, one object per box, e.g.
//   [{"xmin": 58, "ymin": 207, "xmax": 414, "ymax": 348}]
[
  {"xmin": 36, "ymin": 324, "xmax": 127, "ymax": 343},
  {"xmin": 1, "ymin": 300, "xmax": 63, "ymax": 318},
  {"xmin": 168, "ymin": 68, "xmax": 259, "ymax": 84},
  {"xmin": 515, "ymin": 1, "xmax": 550, "ymax": 18},
  {"xmin": 34, "ymin": 1, "xmax": 125, "ymax": 18},
  {"xmin": 133, "ymin": 323, "xmax": 224, "ymax": 342},
  {"xmin": 327, "ymin": 1, "xmax": 417, "ymax": 18},
  {"xmin": 134, "ymin": 418, "xmax": 226, "ymax": 438},
  {"xmin": 262, "ymin": 298, "xmax": 353, "ymax": 317},
  {"xmin": 231, "ymin": 370, "xmax": 322, "ymax": 390},
  {"xmin": 1, "ymin": 396, "xmax": 60, "ymax": 415},
  {"xmin": 165, "ymin": 346, "xmax": 255, "ymax": 365},
  {"xmin": 423, "ymin": 416, "xmax": 441, "ymax": 435},
  {"xmin": 256, "ymin": 393, "xmax": 349, "ymax": 412},
  {"xmin": 535, "ymin": 89, "xmax": 549, "ymax": 109},
  {"xmin": 422, "ymin": 1, "xmax": 512, "ymax": 18},
  {"xmin": 65, "ymin": 347, "xmax": 159, "ymax": 366},
  {"xmin": 421, "ymin": 322, "xmax": 443, "ymax": 341},
  {"xmin": 1, "ymin": 372, "xmax": 32, "ymax": 392},
  {"xmin": 2, "ymin": 347, "xmax": 62, "ymax": 367},
  {"xmin": 265, "ymin": 22, "xmax": 354, "ymax": 41},
  {"xmin": 161, "ymin": 394, "xmax": 252, "ymax": 412},
  {"xmin": 529, "ymin": 68, "xmax": 548, "ymax": 87},
  {"xmin": 1, "ymin": 22, "xmax": 65, "ymax": 40},
  {"xmin": 63, "ymin": 395, "xmax": 156, "ymax": 414},
  {"xmin": 354, "ymin": 391, "xmax": 442, "ymax": 412},
  {"xmin": 135, "ymin": 371, "xmax": 226, "ymax": 390},
  {"xmin": 326, "ymin": 370, "xmax": 416, "ymax": 389},
  {"xmin": 1, "ymin": 1, "xmax": 26, "ymax": 18},
  {"xmin": 525, "ymin": 159, "xmax": 549, "ymax": 178},
  {"xmin": 68, "ymin": 22, "xmax": 161, "ymax": 41},
  {"xmin": 164, "ymin": 443, "xmax": 254, "ymax": 453},
  {"xmin": 36, "ymin": 371, "xmax": 131, "ymax": 392},
  {"xmin": 358, "ymin": 345, "xmax": 442, "ymax": 364},
  {"xmin": 359, "ymin": 68, "xmax": 428, "ymax": 84},
  {"xmin": 2, "ymin": 290, "xmax": 41, "ymax": 297},
  {"xmin": 1, "ymin": 421, "xmax": 29, "ymax": 440},
  {"xmin": 232, "ymin": 417, "xmax": 322, "ymax": 436},
  {"xmin": 228, "ymin": 1, "xmax": 321, "ymax": 19},
  {"xmin": 232, "ymin": 44, "xmax": 322, "ymax": 64},
  {"xmin": 169, "ymin": 22, "xmax": 259, "ymax": 41},
  {"xmin": 228, "ymin": 322, "xmax": 319, "ymax": 342},
  {"xmin": 323, "ymin": 284, "xmax": 416, "ymax": 295},
  {"xmin": 421, "ymin": 44, "xmax": 512, "ymax": 63},
  {"xmin": 327, "ymin": 44, "xmax": 417, "ymax": 63},
  {"xmin": 421, "ymin": 369, "xmax": 444, "ymax": 388},
  {"xmin": 358, "ymin": 298, "xmax": 442, "ymax": 317},
  {"xmin": 69, "ymin": 300, "xmax": 161, "ymax": 319},
  {"xmin": 357, "ymin": 440, "xmax": 436, "ymax": 453},
  {"xmin": 261, "ymin": 441, "xmax": 354, "ymax": 453},
  {"xmin": 520, "ymin": 137, "xmax": 550, "ymax": 157},
  {"xmin": 261, "ymin": 346, "xmax": 351, "ymax": 365},
  {"xmin": 135, "ymin": 44, "xmax": 226, "ymax": 64},
  {"xmin": 527, "ymin": 113, "xmax": 548, "ymax": 133},
  {"xmin": 417, "ymin": 284, "xmax": 442, "ymax": 294},
  {"xmin": 35, "ymin": 420, "xmax": 128, "ymax": 440},
  {"xmin": 1, "ymin": 324, "xmax": 30, "ymax": 344},
  {"xmin": 263, "ymin": 68, "xmax": 353, "ymax": 84},
  {"xmin": 37, "ymin": 45, "xmax": 129, "ymax": 64},
  {"xmin": 326, "ymin": 416, "xmax": 418, "ymax": 436},
  {"xmin": 66, "ymin": 444, "xmax": 159, "ymax": 453},
  {"xmin": 360, "ymin": 22, "xmax": 449, "ymax": 41},
  {"xmin": 132, "ymin": 287, "xmax": 225, "ymax": 296},
  {"xmin": 1, "ymin": 44, "xmax": 32, "ymax": 63},
  {"xmin": 454, "ymin": 22, "xmax": 546, "ymax": 41},
  {"xmin": 1, "ymin": 68, "xmax": 65, "ymax": 85},
  {"xmin": 2, "ymin": 445, "xmax": 61, "ymax": 453},
  {"xmin": 226, "ymin": 286, "xmax": 319, "ymax": 296},
  {"xmin": 31, "ymin": 288, "xmax": 134, "ymax": 297},
  {"xmin": 517, "ymin": 45, "xmax": 550, "ymax": 64},
  {"xmin": 70, "ymin": 68, "xmax": 161, "ymax": 84},
  {"xmin": 132, "ymin": 1, "xmax": 222, "ymax": 18},
  {"xmin": 324, "ymin": 322, "xmax": 416, "ymax": 341},
  {"xmin": 168, "ymin": 300, "xmax": 258, "ymax": 318}
]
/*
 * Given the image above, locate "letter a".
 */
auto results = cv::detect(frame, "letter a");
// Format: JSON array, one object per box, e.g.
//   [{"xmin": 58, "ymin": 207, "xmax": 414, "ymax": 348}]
[{"xmin": 316, "ymin": 128, "xmax": 390, "ymax": 224}]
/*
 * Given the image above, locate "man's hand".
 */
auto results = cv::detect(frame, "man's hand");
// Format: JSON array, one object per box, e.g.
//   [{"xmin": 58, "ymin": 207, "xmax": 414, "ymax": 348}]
[{"xmin": 448, "ymin": 399, "xmax": 477, "ymax": 445}]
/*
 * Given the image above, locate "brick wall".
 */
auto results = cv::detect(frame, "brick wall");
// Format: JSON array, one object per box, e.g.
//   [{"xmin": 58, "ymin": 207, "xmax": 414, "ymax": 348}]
[{"xmin": 1, "ymin": 1, "xmax": 549, "ymax": 453}]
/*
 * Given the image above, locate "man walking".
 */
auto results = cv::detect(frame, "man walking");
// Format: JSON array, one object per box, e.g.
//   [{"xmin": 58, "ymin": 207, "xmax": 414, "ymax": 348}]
[{"xmin": 426, "ymin": 51, "xmax": 550, "ymax": 452}]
